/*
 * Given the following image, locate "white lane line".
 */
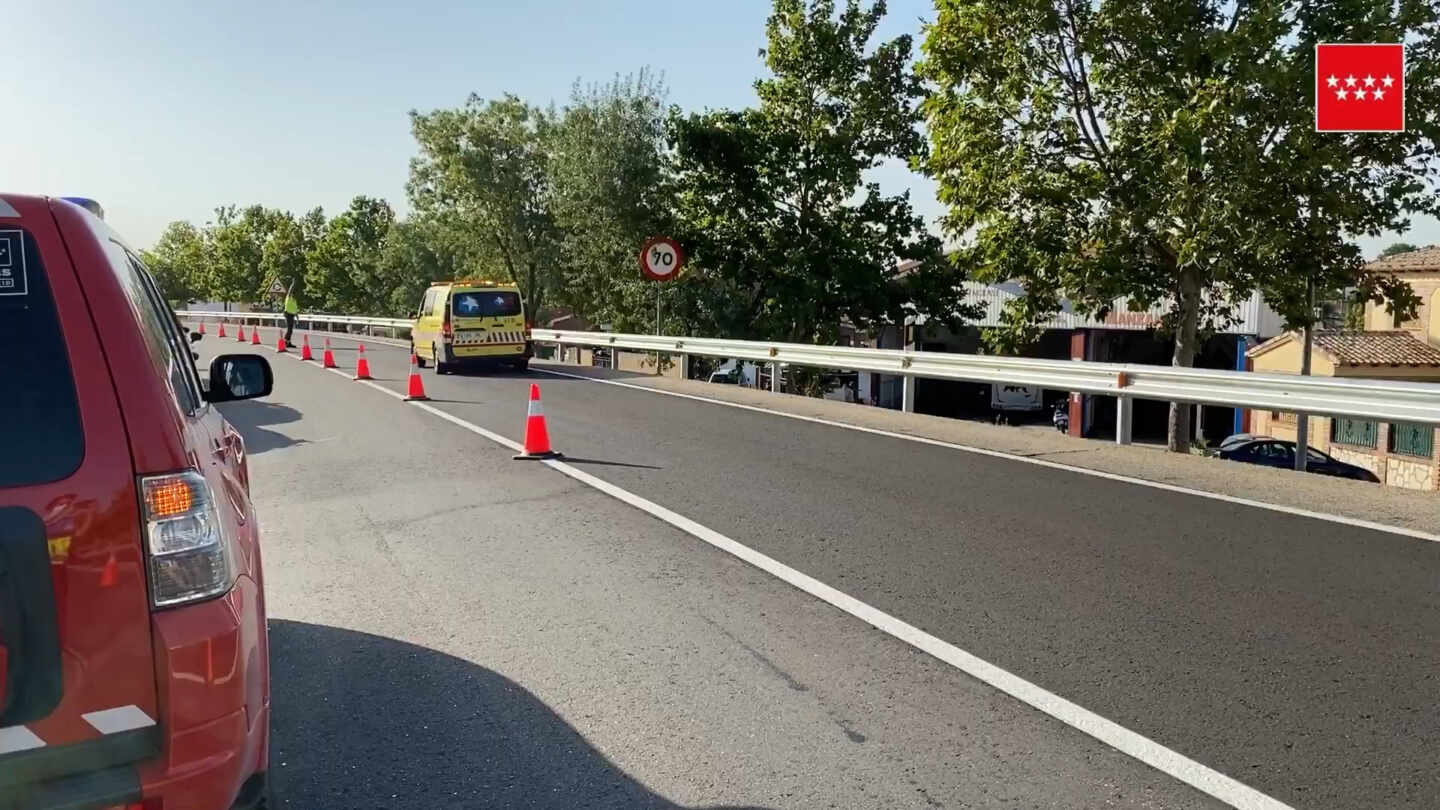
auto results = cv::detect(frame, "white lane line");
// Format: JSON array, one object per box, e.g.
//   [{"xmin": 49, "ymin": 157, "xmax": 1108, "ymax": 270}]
[
  {"xmin": 82, "ymin": 705, "xmax": 156, "ymax": 735},
  {"xmin": 358, "ymin": 378, "xmax": 407, "ymax": 401},
  {"xmin": 0, "ymin": 725, "xmax": 46, "ymax": 754},
  {"xmin": 541, "ymin": 459, "xmax": 1293, "ymax": 810},
  {"xmin": 306, "ymin": 359, "xmax": 1294, "ymax": 810},
  {"xmin": 410, "ymin": 401, "xmax": 524, "ymax": 451},
  {"xmin": 532, "ymin": 368, "xmax": 1439, "ymax": 544}
]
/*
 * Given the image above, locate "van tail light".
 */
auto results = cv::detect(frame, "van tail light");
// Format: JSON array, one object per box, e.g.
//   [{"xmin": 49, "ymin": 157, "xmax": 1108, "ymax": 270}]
[
  {"xmin": 140, "ymin": 471, "xmax": 237, "ymax": 608},
  {"xmin": 442, "ymin": 308, "xmax": 453, "ymax": 341},
  {"xmin": 525, "ymin": 320, "xmax": 533, "ymax": 340}
]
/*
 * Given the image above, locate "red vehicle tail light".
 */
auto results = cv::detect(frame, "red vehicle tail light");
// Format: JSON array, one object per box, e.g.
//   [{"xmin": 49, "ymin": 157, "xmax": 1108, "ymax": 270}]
[
  {"xmin": 442, "ymin": 307, "xmax": 453, "ymax": 341},
  {"xmin": 144, "ymin": 478, "xmax": 194, "ymax": 517},
  {"xmin": 140, "ymin": 471, "xmax": 236, "ymax": 608}
]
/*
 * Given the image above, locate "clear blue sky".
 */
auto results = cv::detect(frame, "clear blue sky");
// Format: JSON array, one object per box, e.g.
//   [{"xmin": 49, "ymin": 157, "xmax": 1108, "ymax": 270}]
[{"xmin": 9, "ymin": 0, "xmax": 1434, "ymax": 259}]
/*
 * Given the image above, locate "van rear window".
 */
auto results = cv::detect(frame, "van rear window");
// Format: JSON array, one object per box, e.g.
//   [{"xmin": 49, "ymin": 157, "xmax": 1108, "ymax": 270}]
[
  {"xmin": 452, "ymin": 291, "xmax": 521, "ymax": 318},
  {"xmin": 0, "ymin": 229, "xmax": 84, "ymax": 487}
]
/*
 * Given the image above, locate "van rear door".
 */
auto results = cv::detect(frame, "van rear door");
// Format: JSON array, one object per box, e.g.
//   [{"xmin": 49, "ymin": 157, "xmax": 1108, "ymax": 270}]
[
  {"xmin": 450, "ymin": 287, "xmax": 526, "ymax": 355},
  {"xmin": 0, "ymin": 199, "xmax": 160, "ymax": 802}
]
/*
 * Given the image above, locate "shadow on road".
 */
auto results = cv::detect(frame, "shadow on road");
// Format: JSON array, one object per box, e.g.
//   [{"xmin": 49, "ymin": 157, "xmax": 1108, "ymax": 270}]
[
  {"xmin": 268, "ymin": 620, "xmax": 775, "ymax": 810},
  {"xmin": 529, "ymin": 364, "xmax": 673, "ymax": 383},
  {"xmin": 215, "ymin": 400, "xmax": 305, "ymax": 455},
  {"xmin": 560, "ymin": 457, "xmax": 663, "ymax": 470},
  {"xmin": 449, "ymin": 368, "xmax": 534, "ymax": 379}
]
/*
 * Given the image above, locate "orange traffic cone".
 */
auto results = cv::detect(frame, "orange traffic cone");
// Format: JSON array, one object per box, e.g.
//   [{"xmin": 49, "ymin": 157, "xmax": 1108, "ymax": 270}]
[
  {"xmin": 197, "ymin": 321, "xmax": 206, "ymax": 335},
  {"xmin": 513, "ymin": 383, "xmax": 561, "ymax": 460},
  {"xmin": 217, "ymin": 321, "xmax": 227, "ymax": 338},
  {"xmin": 236, "ymin": 323, "xmax": 247, "ymax": 342},
  {"xmin": 404, "ymin": 353, "xmax": 429, "ymax": 400},
  {"xmin": 322, "ymin": 338, "xmax": 337, "ymax": 368},
  {"xmin": 354, "ymin": 344, "xmax": 372, "ymax": 380},
  {"xmin": 251, "ymin": 327, "xmax": 262, "ymax": 346},
  {"xmin": 276, "ymin": 334, "xmax": 288, "ymax": 352},
  {"xmin": 300, "ymin": 335, "xmax": 314, "ymax": 361}
]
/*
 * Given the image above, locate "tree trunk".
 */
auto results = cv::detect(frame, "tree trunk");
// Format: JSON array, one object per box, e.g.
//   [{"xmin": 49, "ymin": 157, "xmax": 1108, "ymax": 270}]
[{"xmin": 1167, "ymin": 266, "xmax": 1202, "ymax": 453}]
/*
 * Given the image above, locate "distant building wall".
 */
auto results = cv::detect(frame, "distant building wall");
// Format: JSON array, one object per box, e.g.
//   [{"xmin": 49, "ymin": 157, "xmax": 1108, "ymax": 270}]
[{"xmin": 1248, "ymin": 339, "xmax": 1439, "ymax": 492}]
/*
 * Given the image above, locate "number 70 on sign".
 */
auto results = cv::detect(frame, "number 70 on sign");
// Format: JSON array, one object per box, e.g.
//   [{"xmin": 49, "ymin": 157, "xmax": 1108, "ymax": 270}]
[{"xmin": 640, "ymin": 237, "xmax": 685, "ymax": 281}]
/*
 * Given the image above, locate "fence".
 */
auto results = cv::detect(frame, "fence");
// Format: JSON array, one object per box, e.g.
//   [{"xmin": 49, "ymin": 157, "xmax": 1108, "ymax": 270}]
[
  {"xmin": 1331, "ymin": 417, "xmax": 1380, "ymax": 450},
  {"xmin": 179, "ymin": 310, "xmax": 1440, "ymax": 446},
  {"xmin": 1389, "ymin": 422, "xmax": 1436, "ymax": 459}
]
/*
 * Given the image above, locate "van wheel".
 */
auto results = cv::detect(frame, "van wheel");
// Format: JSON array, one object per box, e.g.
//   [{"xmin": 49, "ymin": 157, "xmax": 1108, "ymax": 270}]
[
  {"xmin": 433, "ymin": 343, "xmax": 451, "ymax": 375},
  {"xmin": 412, "ymin": 343, "xmax": 427, "ymax": 368}
]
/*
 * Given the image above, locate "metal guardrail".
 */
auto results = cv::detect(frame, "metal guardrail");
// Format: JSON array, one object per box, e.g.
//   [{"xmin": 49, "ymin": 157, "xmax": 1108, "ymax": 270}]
[
  {"xmin": 180, "ymin": 311, "xmax": 1440, "ymax": 443},
  {"xmin": 182, "ymin": 310, "xmax": 412, "ymax": 330}
]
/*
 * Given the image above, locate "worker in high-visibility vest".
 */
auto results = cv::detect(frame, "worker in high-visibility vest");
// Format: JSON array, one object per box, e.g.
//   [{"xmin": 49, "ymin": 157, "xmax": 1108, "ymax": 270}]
[{"xmin": 283, "ymin": 281, "xmax": 299, "ymax": 343}]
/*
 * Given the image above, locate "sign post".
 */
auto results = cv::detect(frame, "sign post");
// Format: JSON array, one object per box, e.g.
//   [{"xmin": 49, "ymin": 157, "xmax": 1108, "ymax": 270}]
[{"xmin": 639, "ymin": 237, "xmax": 685, "ymax": 336}]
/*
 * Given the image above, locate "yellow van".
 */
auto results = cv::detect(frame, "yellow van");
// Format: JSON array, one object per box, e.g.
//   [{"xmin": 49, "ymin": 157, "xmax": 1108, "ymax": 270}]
[{"xmin": 410, "ymin": 280, "xmax": 532, "ymax": 374}]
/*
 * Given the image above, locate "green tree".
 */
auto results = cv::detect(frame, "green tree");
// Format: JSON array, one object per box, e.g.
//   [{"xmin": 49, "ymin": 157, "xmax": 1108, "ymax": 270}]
[
  {"xmin": 379, "ymin": 215, "xmax": 474, "ymax": 317},
  {"xmin": 304, "ymin": 197, "xmax": 395, "ymax": 313},
  {"xmin": 667, "ymin": 0, "xmax": 969, "ymax": 363},
  {"xmin": 208, "ymin": 205, "xmax": 276, "ymax": 305},
  {"xmin": 548, "ymin": 70, "xmax": 671, "ymax": 331},
  {"xmin": 141, "ymin": 221, "xmax": 210, "ymax": 303},
  {"xmin": 408, "ymin": 95, "xmax": 561, "ymax": 315},
  {"xmin": 260, "ymin": 210, "xmax": 315, "ymax": 308},
  {"xmin": 1379, "ymin": 242, "xmax": 1418, "ymax": 258},
  {"xmin": 921, "ymin": 0, "xmax": 1439, "ymax": 451}
]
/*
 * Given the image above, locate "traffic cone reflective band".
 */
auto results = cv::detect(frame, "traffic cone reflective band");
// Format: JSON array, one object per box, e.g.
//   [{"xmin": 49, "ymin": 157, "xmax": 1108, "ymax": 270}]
[
  {"xmin": 236, "ymin": 323, "xmax": 247, "ymax": 342},
  {"xmin": 404, "ymin": 353, "xmax": 429, "ymax": 401},
  {"xmin": 251, "ymin": 328, "xmax": 262, "ymax": 346},
  {"xmin": 322, "ymin": 338, "xmax": 337, "ymax": 368},
  {"xmin": 513, "ymin": 383, "xmax": 561, "ymax": 460},
  {"xmin": 300, "ymin": 335, "xmax": 314, "ymax": 361},
  {"xmin": 354, "ymin": 344, "xmax": 372, "ymax": 380},
  {"xmin": 276, "ymin": 334, "xmax": 288, "ymax": 352}
]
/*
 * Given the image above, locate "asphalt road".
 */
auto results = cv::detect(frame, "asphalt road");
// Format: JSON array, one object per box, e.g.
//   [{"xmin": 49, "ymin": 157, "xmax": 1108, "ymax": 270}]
[{"xmin": 204, "ymin": 333, "xmax": 1437, "ymax": 809}]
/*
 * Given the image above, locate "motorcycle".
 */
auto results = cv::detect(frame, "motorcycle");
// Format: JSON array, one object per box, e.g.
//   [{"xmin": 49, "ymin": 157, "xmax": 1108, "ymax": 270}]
[{"xmin": 1052, "ymin": 400, "xmax": 1070, "ymax": 434}]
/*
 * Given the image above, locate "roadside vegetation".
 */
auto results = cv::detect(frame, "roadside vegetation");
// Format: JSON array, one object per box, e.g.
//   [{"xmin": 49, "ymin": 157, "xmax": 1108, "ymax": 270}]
[{"xmin": 146, "ymin": 0, "xmax": 1439, "ymax": 452}]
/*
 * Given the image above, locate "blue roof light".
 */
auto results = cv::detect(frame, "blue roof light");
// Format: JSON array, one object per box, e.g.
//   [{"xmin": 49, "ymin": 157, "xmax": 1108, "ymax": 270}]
[{"xmin": 61, "ymin": 197, "xmax": 105, "ymax": 220}]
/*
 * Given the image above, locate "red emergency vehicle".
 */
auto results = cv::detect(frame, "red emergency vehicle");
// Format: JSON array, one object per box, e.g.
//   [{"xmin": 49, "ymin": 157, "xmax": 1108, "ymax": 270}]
[{"xmin": 0, "ymin": 194, "xmax": 273, "ymax": 809}]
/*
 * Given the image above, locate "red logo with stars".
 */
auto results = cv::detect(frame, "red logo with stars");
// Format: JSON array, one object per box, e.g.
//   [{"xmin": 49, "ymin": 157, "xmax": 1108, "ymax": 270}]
[{"xmin": 1315, "ymin": 43, "xmax": 1405, "ymax": 132}]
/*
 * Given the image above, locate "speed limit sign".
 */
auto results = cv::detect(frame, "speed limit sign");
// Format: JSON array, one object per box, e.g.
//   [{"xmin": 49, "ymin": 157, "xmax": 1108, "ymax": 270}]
[{"xmin": 640, "ymin": 237, "xmax": 684, "ymax": 281}]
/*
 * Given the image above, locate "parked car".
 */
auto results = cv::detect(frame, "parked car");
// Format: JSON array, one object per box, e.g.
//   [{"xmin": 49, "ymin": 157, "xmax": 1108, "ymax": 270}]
[
  {"xmin": 1216, "ymin": 434, "xmax": 1381, "ymax": 482},
  {"xmin": 0, "ymin": 194, "xmax": 275, "ymax": 809},
  {"xmin": 708, "ymin": 360, "xmax": 760, "ymax": 386}
]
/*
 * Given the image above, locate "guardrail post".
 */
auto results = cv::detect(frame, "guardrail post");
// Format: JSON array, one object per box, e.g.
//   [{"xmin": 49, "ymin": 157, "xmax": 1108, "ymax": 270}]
[
  {"xmin": 679, "ymin": 353, "xmax": 690, "ymax": 380},
  {"xmin": 769, "ymin": 362, "xmax": 781, "ymax": 393},
  {"xmin": 901, "ymin": 374, "xmax": 916, "ymax": 413},
  {"xmin": 1116, "ymin": 395, "xmax": 1133, "ymax": 445}
]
